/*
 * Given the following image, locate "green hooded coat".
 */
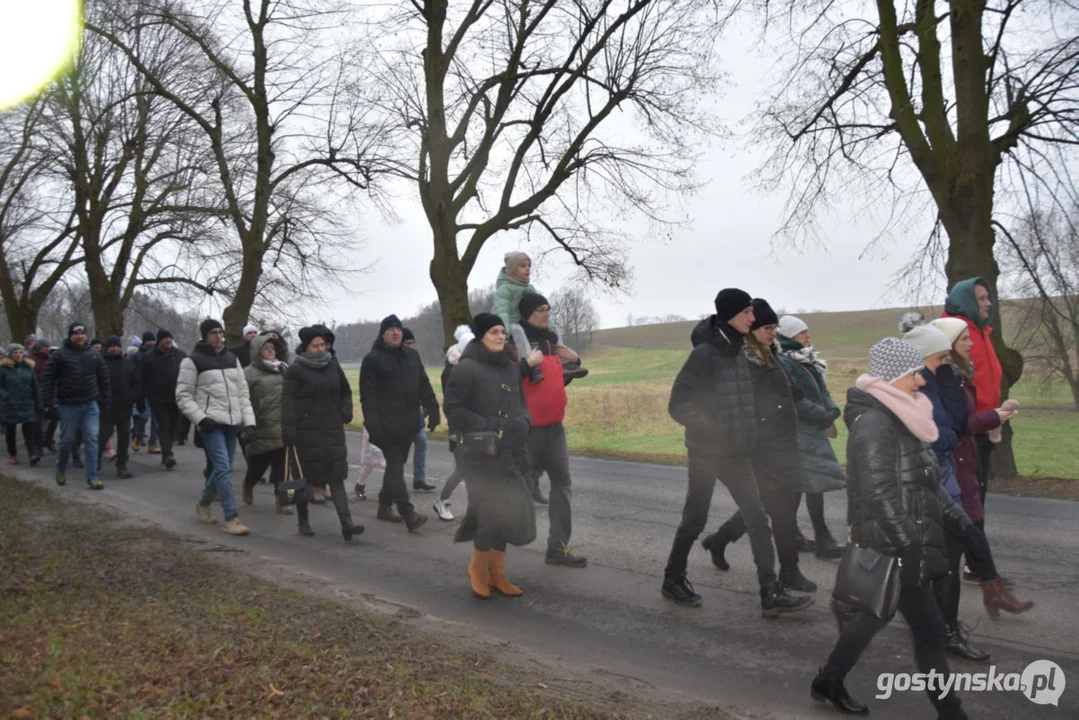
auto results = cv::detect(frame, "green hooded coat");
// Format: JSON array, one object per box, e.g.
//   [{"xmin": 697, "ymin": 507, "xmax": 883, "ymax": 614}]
[
  {"xmin": 243, "ymin": 335, "xmax": 287, "ymax": 457},
  {"xmin": 0, "ymin": 356, "xmax": 42, "ymax": 425},
  {"xmin": 776, "ymin": 335, "xmax": 846, "ymax": 494}
]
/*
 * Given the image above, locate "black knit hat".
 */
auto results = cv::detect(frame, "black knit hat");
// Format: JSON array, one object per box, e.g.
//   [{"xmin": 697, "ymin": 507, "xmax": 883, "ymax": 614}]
[
  {"xmin": 714, "ymin": 288, "xmax": 753, "ymax": 323},
  {"xmin": 379, "ymin": 315, "xmax": 403, "ymax": 335},
  {"xmin": 750, "ymin": 298, "xmax": 779, "ymax": 331},
  {"xmin": 471, "ymin": 312, "xmax": 505, "ymax": 339},
  {"xmin": 401, "ymin": 327, "xmax": 415, "ymax": 342},
  {"xmin": 142, "ymin": 331, "xmax": 157, "ymax": 343},
  {"xmin": 156, "ymin": 328, "xmax": 173, "ymax": 342},
  {"xmin": 199, "ymin": 318, "xmax": 224, "ymax": 340},
  {"xmin": 90, "ymin": 338, "xmax": 101, "ymax": 347},
  {"xmin": 68, "ymin": 322, "xmax": 87, "ymax": 337},
  {"xmin": 105, "ymin": 335, "xmax": 123, "ymax": 349},
  {"xmin": 297, "ymin": 326, "xmax": 331, "ymax": 353},
  {"xmin": 519, "ymin": 293, "xmax": 549, "ymax": 322}
]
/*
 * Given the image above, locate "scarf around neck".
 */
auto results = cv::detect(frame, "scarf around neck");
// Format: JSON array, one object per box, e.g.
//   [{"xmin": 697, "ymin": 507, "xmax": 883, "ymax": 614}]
[
  {"xmin": 855, "ymin": 374, "xmax": 939, "ymax": 443},
  {"xmin": 501, "ymin": 268, "xmax": 530, "ymax": 287},
  {"xmin": 787, "ymin": 345, "xmax": 828, "ymax": 377},
  {"xmin": 263, "ymin": 358, "xmax": 288, "ymax": 373},
  {"xmin": 296, "ymin": 352, "xmax": 331, "ymax": 369}
]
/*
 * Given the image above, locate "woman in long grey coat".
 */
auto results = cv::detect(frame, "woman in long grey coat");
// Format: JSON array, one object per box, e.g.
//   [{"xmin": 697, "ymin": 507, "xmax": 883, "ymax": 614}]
[
  {"xmin": 776, "ymin": 315, "xmax": 846, "ymax": 559},
  {"xmin": 242, "ymin": 334, "xmax": 291, "ymax": 513},
  {"xmin": 443, "ymin": 313, "xmax": 536, "ymax": 599}
]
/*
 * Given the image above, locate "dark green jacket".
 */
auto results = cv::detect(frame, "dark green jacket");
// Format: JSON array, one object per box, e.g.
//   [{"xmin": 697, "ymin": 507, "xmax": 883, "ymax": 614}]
[
  {"xmin": 776, "ymin": 335, "xmax": 846, "ymax": 493},
  {"xmin": 244, "ymin": 335, "xmax": 287, "ymax": 457},
  {"xmin": 0, "ymin": 357, "xmax": 43, "ymax": 425}
]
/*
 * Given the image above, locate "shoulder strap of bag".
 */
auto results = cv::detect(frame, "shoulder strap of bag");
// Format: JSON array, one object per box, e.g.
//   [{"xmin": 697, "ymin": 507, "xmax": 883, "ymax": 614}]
[
  {"xmin": 794, "ymin": 360, "xmax": 824, "ymax": 397},
  {"xmin": 285, "ymin": 446, "xmax": 304, "ymax": 481}
]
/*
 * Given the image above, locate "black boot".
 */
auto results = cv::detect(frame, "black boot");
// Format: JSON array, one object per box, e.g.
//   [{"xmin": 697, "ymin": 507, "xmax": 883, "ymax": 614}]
[
  {"xmin": 339, "ymin": 512, "xmax": 365, "ymax": 542},
  {"xmin": 811, "ymin": 669, "xmax": 868, "ymax": 714},
  {"xmin": 779, "ymin": 566, "xmax": 818, "ymax": 593},
  {"xmin": 943, "ymin": 621, "xmax": 991, "ymax": 662},
  {"xmin": 529, "ymin": 365, "xmax": 546, "ymax": 384},
  {"xmin": 795, "ymin": 526, "xmax": 816, "ymax": 553},
  {"xmin": 815, "ymin": 527, "xmax": 844, "ymax": 559},
  {"xmin": 163, "ymin": 453, "xmax": 177, "ymax": 470},
  {"xmin": 297, "ymin": 504, "xmax": 314, "ymax": 537},
  {"xmin": 760, "ymin": 580, "xmax": 814, "ymax": 618},
  {"xmin": 701, "ymin": 532, "xmax": 730, "ymax": 571},
  {"xmin": 661, "ymin": 574, "xmax": 702, "ymax": 607},
  {"xmin": 116, "ymin": 465, "xmax": 134, "ymax": 479}
]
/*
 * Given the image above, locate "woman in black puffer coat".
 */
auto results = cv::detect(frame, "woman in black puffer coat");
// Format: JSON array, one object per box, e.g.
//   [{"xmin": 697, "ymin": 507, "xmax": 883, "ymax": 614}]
[
  {"xmin": 281, "ymin": 326, "xmax": 363, "ymax": 542},
  {"xmin": 812, "ymin": 338, "xmax": 1032, "ymax": 720},
  {"xmin": 443, "ymin": 313, "xmax": 537, "ymax": 599}
]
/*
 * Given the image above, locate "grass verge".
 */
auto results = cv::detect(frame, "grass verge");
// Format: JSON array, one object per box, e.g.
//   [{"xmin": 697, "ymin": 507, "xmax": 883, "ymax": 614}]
[{"xmin": 0, "ymin": 477, "xmax": 616, "ymax": 719}]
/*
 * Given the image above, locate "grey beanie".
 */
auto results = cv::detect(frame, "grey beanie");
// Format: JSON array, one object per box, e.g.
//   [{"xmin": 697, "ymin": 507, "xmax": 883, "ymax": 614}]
[
  {"xmin": 867, "ymin": 337, "xmax": 925, "ymax": 384},
  {"xmin": 6, "ymin": 343, "xmax": 24, "ymax": 356}
]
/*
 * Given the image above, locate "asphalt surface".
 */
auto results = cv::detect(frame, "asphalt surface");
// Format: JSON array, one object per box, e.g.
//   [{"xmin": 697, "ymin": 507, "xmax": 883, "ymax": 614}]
[{"xmin": 10, "ymin": 435, "xmax": 1078, "ymax": 719}]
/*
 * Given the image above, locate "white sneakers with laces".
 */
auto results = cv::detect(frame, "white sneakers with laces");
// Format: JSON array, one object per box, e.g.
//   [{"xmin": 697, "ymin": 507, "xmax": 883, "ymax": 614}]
[{"xmin": 433, "ymin": 498, "xmax": 454, "ymax": 521}]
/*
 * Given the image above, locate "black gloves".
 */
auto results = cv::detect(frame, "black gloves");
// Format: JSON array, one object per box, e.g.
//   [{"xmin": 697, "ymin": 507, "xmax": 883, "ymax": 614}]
[
  {"xmin": 427, "ymin": 412, "xmax": 441, "ymax": 432},
  {"xmin": 239, "ymin": 426, "xmax": 256, "ymax": 444},
  {"xmin": 198, "ymin": 418, "xmax": 219, "ymax": 434},
  {"xmin": 899, "ymin": 549, "xmax": 922, "ymax": 590},
  {"xmin": 826, "ymin": 407, "xmax": 842, "ymax": 424}
]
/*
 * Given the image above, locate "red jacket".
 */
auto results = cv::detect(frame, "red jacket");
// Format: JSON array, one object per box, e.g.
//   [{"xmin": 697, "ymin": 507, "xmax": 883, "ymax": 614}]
[
  {"xmin": 955, "ymin": 380, "xmax": 1001, "ymax": 523},
  {"xmin": 942, "ymin": 312, "xmax": 1002, "ymax": 413},
  {"xmin": 521, "ymin": 336, "xmax": 567, "ymax": 427}
]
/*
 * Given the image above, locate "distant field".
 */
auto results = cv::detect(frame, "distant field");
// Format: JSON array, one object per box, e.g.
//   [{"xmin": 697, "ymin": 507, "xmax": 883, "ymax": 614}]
[{"xmin": 342, "ymin": 303, "xmax": 1078, "ymax": 484}]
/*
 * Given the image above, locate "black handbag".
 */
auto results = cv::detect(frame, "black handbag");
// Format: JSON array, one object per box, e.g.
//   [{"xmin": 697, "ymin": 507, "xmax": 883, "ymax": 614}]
[
  {"xmin": 275, "ymin": 447, "xmax": 310, "ymax": 506},
  {"xmin": 832, "ymin": 541, "xmax": 902, "ymax": 620},
  {"xmin": 456, "ymin": 383, "xmax": 512, "ymax": 458}
]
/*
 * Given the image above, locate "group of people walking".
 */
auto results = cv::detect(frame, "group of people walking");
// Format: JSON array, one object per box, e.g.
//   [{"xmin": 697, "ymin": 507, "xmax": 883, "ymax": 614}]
[
  {"xmin": 661, "ymin": 279, "xmax": 1034, "ymax": 719},
  {"xmin": 6, "ymin": 264, "xmax": 1040, "ymax": 718}
]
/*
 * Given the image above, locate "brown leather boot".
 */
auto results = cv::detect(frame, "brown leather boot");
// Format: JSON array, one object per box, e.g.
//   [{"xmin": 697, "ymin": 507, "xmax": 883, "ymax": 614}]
[
  {"xmin": 982, "ymin": 576, "xmax": 1034, "ymax": 618},
  {"xmin": 488, "ymin": 550, "xmax": 523, "ymax": 597},
  {"xmin": 376, "ymin": 503, "xmax": 404, "ymax": 523},
  {"xmin": 469, "ymin": 549, "xmax": 491, "ymax": 599}
]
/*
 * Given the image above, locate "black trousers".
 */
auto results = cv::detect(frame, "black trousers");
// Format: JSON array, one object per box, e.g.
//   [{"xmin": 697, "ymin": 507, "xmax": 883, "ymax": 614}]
[
  {"xmin": 528, "ymin": 423, "xmax": 573, "ymax": 553},
  {"xmin": 974, "ymin": 434, "xmax": 994, "ymax": 507},
  {"xmin": 824, "ymin": 584, "xmax": 964, "ymax": 717},
  {"xmin": 712, "ymin": 487, "xmax": 799, "ymax": 574},
  {"xmin": 43, "ymin": 413, "xmax": 58, "ymax": 448},
  {"xmin": 665, "ymin": 449, "xmax": 776, "ymax": 586},
  {"xmin": 378, "ymin": 439, "xmax": 414, "ymax": 514},
  {"xmin": 243, "ymin": 447, "xmax": 286, "ymax": 491},
  {"xmin": 5, "ymin": 422, "xmax": 39, "ymax": 458},
  {"xmin": 98, "ymin": 413, "xmax": 131, "ymax": 470},
  {"xmin": 151, "ymin": 401, "xmax": 182, "ymax": 459}
]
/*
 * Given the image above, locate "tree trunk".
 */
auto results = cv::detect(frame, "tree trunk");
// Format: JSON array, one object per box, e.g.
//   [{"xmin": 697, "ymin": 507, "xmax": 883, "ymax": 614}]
[
  {"xmin": 430, "ymin": 234, "xmax": 472, "ymax": 350},
  {"xmin": 221, "ymin": 239, "xmax": 264, "ymax": 347}
]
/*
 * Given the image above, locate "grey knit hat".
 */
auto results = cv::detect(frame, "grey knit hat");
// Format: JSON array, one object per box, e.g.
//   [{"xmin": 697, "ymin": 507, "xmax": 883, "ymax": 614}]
[
  {"xmin": 867, "ymin": 337, "xmax": 925, "ymax": 384},
  {"xmin": 6, "ymin": 343, "xmax": 24, "ymax": 356}
]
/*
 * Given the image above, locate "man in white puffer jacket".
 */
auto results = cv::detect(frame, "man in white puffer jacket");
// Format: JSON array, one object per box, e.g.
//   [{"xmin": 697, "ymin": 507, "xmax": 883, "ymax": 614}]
[{"xmin": 176, "ymin": 318, "xmax": 257, "ymax": 535}]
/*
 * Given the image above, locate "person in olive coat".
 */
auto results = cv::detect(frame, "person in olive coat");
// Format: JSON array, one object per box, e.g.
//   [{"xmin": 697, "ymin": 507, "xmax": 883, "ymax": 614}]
[
  {"xmin": 443, "ymin": 313, "xmax": 537, "ymax": 599},
  {"xmin": 776, "ymin": 315, "xmax": 846, "ymax": 559},
  {"xmin": 0, "ymin": 343, "xmax": 43, "ymax": 465},
  {"xmin": 242, "ymin": 334, "xmax": 291, "ymax": 513},
  {"xmin": 282, "ymin": 326, "xmax": 363, "ymax": 541}
]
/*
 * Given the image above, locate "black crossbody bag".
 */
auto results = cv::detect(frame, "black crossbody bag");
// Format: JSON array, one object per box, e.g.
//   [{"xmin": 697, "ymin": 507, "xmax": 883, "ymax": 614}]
[
  {"xmin": 275, "ymin": 446, "xmax": 311, "ymax": 506},
  {"xmin": 457, "ymin": 383, "xmax": 512, "ymax": 458}
]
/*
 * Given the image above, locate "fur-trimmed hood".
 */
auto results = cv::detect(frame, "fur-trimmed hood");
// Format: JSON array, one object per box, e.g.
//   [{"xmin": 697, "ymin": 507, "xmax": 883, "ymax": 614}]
[{"xmin": 0, "ymin": 356, "xmax": 34, "ymax": 369}]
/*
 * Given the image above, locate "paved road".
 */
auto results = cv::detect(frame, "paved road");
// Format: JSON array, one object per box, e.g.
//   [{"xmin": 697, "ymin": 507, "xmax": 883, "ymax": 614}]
[{"xmin": 11, "ymin": 437, "xmax": 1078, "ymax": 719}]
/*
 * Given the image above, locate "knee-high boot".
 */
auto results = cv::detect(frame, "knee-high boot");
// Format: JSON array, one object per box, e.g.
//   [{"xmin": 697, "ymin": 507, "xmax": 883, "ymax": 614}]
[{"xmin": 296, "ymin": 502, "xmax": 314, "ymax": 537}]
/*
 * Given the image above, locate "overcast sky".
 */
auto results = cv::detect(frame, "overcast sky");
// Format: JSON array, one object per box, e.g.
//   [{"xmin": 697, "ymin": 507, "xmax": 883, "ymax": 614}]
[{"xmin": 310, "ymin": 23, "xmax": 936, "ymax": 331}]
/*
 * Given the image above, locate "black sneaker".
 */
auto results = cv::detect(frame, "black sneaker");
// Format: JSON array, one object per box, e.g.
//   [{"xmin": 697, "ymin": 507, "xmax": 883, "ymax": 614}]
[
  {"xmin": 662, "ymin": 575, "xmax": 702, "ymax": 607},
  {"xmin": 779, "ymin": 567, "xmax": 818, "ymax": 593},
  {"xmin": 546, "ymin": 544, "xmax": 587, "ymax": 568},
  {"xmin": 354, "ymin": 484, "xmax": 367, "ymax": 500},
  {"xmin": 761, "ymin": 580, "xmax": 814, "ymax": 618},
  {"xmin": 116, "ymin": 466, "xmax": 134, "ymax": 479}
]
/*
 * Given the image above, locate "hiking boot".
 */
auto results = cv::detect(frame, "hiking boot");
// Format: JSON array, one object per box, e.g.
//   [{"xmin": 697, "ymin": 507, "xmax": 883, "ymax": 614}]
[
  {"xmin": 377, "ymin": 503, "xmax": 404, "ymax": 523},
  {"xmin": 196, "ymin": 503, "xmax": 216, "ymax": 524},
  {"xmin": 242, "ymin": 485, "xmax": 254, "ymax": 506},
  {"xmin": 433, "ymin": 498, "xmax": 454, "ymax": 521},
  {"xmin": 661, "ymin": 575, "xmax": 702, "ymax": 607},
  {"xmin": 811, "ymin": 669, "xmax": 868, "ymax": 715},
  {"xmin": 795, "ymin": 526, "xmax": 816, "ymax": 553},
  {"xmin": 701, "ymin": 532, "xmax": 730, "ymax": 571},
  {"xmin": 131, "ymin": 437, "xmax": 141, "ymax": 452},
  {"xmin": 86, "ymin": 478, "xmax": 104, "ymax": 490},
  {"xmin": 943, "ymin": 621, "xmax": 991, "ymax": 662},
  {"xmin": 545, "ymin": 543, "xmax": 587, "ymax": 568},
  {"xmin": 354, "ymin": 483, "xmax": 367, "ymax": 501},
  {"xmin": 562, "ymin": 361, "xmax": 589, "ymax": 380},
  {"xmin": 116, "ymin": 466, "xmax": 134, "ymax": 480},
  {"xmin": 223, "ymin": 517, "xmax": 249, "ymax": 536},
  {"xmin": 402, "ymin": 508, "xmax": 428, "ymax": 532},
  {"xmin": 56, "ymin": 472, "xmax": 66, "ymax": 486},
  {"xmin": 412, "ymin": 480, "xmax": 437, "ymax": 493},
  {"xmin": 779, "ymin": 567, "xmax": 818, "ymax": 593},
  {"xmin": 761, "ymin": 580, "xmax": 814, "ymax": 618},
  {"xmin": 148, "ymin": 444, "xmax": 161, "ymax": 455},
  {"xmin": 163, "ymin": 454, "xmax": 177, "ymax": 470}
]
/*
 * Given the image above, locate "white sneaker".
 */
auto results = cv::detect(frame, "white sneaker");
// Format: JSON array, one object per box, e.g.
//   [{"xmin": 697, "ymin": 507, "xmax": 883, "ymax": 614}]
[{"xmin": 433, "ymin": 499, "xmax": 454, "ymax": 521}]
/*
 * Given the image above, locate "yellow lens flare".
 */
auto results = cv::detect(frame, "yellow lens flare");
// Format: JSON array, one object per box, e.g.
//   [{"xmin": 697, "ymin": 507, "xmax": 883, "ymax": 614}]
[{"xmin": 0, "ymin": 0, "xmax": 83, "ymax": 110}]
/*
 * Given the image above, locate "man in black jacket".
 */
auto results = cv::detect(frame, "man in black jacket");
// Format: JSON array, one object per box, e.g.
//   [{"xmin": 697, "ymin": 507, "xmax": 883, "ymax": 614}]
[
  {"xmin": 360, "ymin": 314, "xmax": 441, "ymax": 531},
  {"xmin": 140, "ymin": 328, "xmax": 187, "ymax": 470},
  {"xmin": 99, "ymin": 336, "xmax": 140, "ymax": 479},
  {"xmin": 662, "ymin": 289, "xmax": 812, "ymax": 618},
  {"xmin": 41, "ymin": 322, "xmax": 110, "ymax": 489}
]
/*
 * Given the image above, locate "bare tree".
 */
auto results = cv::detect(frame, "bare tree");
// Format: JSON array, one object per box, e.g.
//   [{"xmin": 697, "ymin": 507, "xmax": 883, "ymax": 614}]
[
  {"xmin": 374, "ymin": 0, "xmax": 728, "ymax": 347},
  {"xmin": 753, "ymin": 0, "xmax": 1079, "ymax": 477},
  {"xmin": 0, "ymin": 93, "xmax": 83, "ymax": 340},
  {"xmin": 551, "ymin": 283, "xmax": 600, "ymax": 349},
  {"xmin": 999, "ymin": 209, "xmax": 1079, "ymax": 407},
  {"xmin": 89, "ymin": 0, "xmax": 395, "ymax": 344}
]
